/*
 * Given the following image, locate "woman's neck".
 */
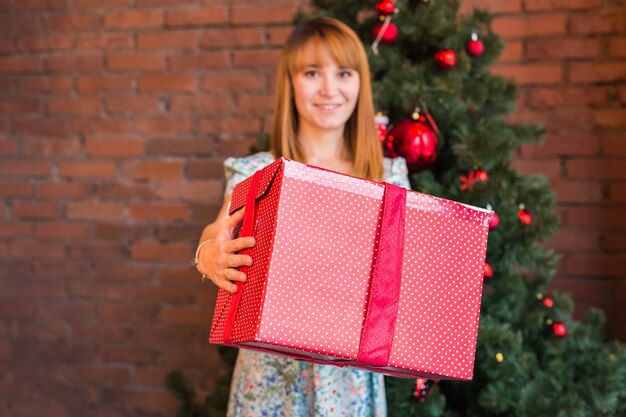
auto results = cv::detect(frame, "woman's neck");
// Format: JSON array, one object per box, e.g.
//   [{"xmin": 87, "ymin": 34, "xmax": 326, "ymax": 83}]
[{"xmin": 297, "ymin": 126, "xmax": 349, "ymax": 163}]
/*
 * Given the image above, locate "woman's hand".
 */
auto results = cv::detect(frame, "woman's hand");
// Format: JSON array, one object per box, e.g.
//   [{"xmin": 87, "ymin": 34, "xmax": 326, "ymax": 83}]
[{"xmin": 196, "ymin": 207, "xmax": 255, "ymax": 294}]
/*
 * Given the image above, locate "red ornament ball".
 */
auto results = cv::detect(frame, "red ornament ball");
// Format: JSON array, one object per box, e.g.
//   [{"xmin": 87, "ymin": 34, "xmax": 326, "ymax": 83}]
[
  {"xmin": 488, "ymin": 212, "xmax": 500, "ymax": 230},
  {"xmin": 466, "ymin": 33, "xmax": 484, "ymax": 57},
  {"xmin": 518, "ymin": 209, "xmax": 532, "ymax": 225},
  {"xmin": 552, "ymin": 322, "xmax": 568, "ymax": 338},
  {"xmin": 483, "ymin": 263, "xmax": 493, "ymax": 279},
  {"xmin": 373, "ymin": 21, "xmax": 398, "ymax": 44},
  {"xmin": 434, "ymin": 49, "xmax": 456, "ymax": 70},
  {"xmin": 384, "ymin": 118, "xmax": 438, "ymax": 173},
  {"xmin": 376, "ymin": 0, "xmax": 395, "ymax": 16},
  {"xmin": 543, "ymin": 297, "xmax": 554, "ymax": 308},
  {"xmin": 413, "ymin": 378, "xmax": 437, "ymax": 402}
]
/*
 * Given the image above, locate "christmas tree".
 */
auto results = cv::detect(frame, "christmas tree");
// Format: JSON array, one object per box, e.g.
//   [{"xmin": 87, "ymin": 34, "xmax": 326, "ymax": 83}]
[{"xmin": 167, "ymin": 1, "xmax": 625, "ymax": 415}]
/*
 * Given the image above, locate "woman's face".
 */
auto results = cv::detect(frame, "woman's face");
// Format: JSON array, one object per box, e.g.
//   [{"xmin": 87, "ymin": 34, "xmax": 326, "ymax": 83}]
[{"xmin": 291, "ymin": 43, "xmax": 360, "ymax": 136}]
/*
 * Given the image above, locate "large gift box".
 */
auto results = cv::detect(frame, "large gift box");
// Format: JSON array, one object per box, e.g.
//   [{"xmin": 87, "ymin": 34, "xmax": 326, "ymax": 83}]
[{"xmin": 210, "ymin": 158, "xmax": 492, "ymax": 380}]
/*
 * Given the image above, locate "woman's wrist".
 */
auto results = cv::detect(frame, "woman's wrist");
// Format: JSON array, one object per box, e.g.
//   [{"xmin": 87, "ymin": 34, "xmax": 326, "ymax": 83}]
[{"xmin": 192, "ymin": 239, "xmax": 213, "ymax": 281}]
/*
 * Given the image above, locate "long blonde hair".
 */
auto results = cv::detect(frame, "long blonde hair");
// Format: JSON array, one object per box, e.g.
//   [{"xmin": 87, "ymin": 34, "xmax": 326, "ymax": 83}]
[{"xmin": 271, "ymin": 17, "xmax": 384, "ymax": 181}]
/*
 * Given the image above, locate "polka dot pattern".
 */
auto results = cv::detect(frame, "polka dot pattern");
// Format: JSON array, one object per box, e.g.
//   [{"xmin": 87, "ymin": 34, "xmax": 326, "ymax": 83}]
[{"xmin": 211, "ymin": 158, "xmax": 492, "ymax": 381}]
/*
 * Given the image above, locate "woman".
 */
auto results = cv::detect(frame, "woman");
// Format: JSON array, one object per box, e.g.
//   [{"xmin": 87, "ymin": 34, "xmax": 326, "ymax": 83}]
[{"xmin": 194, "ymin": 16, "xmax": 410, "ymax": 417}]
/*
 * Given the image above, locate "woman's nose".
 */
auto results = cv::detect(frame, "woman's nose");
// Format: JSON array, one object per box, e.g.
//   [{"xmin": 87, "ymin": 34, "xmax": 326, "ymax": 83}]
[{"xmin": 319, "ymin": 75, "xmax": 338, "ymax": 96}]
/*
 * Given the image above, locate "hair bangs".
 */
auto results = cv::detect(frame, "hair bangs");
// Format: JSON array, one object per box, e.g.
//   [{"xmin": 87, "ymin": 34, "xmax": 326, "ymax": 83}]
[{"xmin": 287, "ymin": 28, "xmax": 360, "ymax": 76}]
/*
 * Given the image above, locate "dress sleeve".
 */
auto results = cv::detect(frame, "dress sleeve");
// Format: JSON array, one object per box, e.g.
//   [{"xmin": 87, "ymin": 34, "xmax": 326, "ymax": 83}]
[
  {"xmin": 384, "ymin": 156, "xmax": 411, "ymax": 190},
  {"xmin": 223, "ymin": 152, "xmax": 275, "ymax": 198}
]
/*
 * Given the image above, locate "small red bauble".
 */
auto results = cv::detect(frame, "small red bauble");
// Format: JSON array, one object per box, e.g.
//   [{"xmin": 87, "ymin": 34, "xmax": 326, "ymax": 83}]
[
  {"xmin": 483, "ymin": 263, "xmax": 493, "ymax": 279},
  {"xmin": 412, "ymin": 378, "xmax": 437, "ymax": 402},
  {"xmin": 373, "ymin": 21, "xmax": 398, "ymax": 44},
  {"xmin": 376, "ymin": 0, "xmax": 395, "ymax": 16},
  {"xmin": 552, "ymin": 322, "xmax": 567, "ymax": 338},
  {"xmin": 375, "ymin": 113, "xmax": 390, "ymax": 143},
  {"xmin": 488, "ymin": 212, "xmax": 500, "ymax": 230},
  {"xmin": 384, "ymin": 118, "xmax": 438, "ymax": 173},
  {"xmin": 434, "ymin": 49, "xmax": 456, "ymax": 70},
  {"xmin": 466, "ymin": 32, "xmax": 484, "ymax": 57},
  {"xmin": 543, "ymin": 297, "xmax": 554, "ymax": 308},
  {"xmin": 518, "ymin": 209, "xmax": 532, "ymax": 225}
]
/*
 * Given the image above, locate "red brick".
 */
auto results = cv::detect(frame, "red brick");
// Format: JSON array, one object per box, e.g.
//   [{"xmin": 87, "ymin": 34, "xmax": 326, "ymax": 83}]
[
  {"xmin": 73, "ymin": 366, "xmax": 130, "ymax": 385},
  {"xmin": 508, "ymin": 107, "xmax": 593, "ymax": 133},
  {"xmin": 216, "ymin": 137, "xmax": 257, "ymax": 155},
  {"xmin": 602, "ymin": 232, "xmax": 626, "ymax": 251},
  {"xmin": 146, "ymin": 137, "xmax": 213, "ymax": 156},
  {"xmin": 528, "ymin": 86, "xmax": 610, "ymax": 108},
  {"xmin": 42, "ymin": 13, "xmax": 99, "ymax": 31},
  {"xmin": 546, "ymin": 229, "xmax": 599, "ymax": 251},
  {"xmin": 71, "ymin": 323, "xmax": 131, "ymax": 345},
  {"xmin": 0, "ymin": 16, "xmax": 40, "ymax": 34},
  {"xmin": 0, "ymin": 38, "xmax": 14, "ymax": 54},
  {"xmin": 11, "ymin": 240, "xmax": 65, "ymax": 257},
  {"xmin": 159, "ymin": 307, "xmax": 207, "ymax": 326},
  {"xmin": 94, "ymin": 263, "xmax": 155, "ymax": 282},
  {"xmin": 102, "ymin": 347, "xmax": 157, "ymax": 365},
  {"xmin": 0, "ymin": 160, "xmax": 52, "ymax": 176},
  {"xmin": 0, "ymin": 221, "xmax": 32, "ymax": 238},
  {"xmin": 0, "ymin": 98, "xmax": 40, "ymax": 114},
  {"xmin": 552, "ymin": 180, "xmax": 603, "ymax": 203},
  {"xmin": 459, "ymin": 0, "xmax": 522, "ymax": 14},
  {"xmin": 0, "ymin": 181, "xmax": 31, "ymax": 197},
  {"xmin": 125, "ymin": 161, "xmax": 182, "ymax": 180},
  {"xmin": 94, "ymin": 183, "xmax": 156, "ymax": 200},
  {"xmin": 493, "ymin": 15, "xmax": 566, "ymax": 38},
  {"xmin": 59, "ymin": 161, "xmax": 117, "ymax": 179},
  {"xmin": 103, "ymin": 10, "xmax": 163, "ymax": 29},
  {"xmin": 14, "ymin": 119, "xmax": 70, "ymax": 137},
  {"xmin": 0, "ymin": 139, "xmax": 17, "ymax": 155},
  {"xmin": 268, "ymin": 26, "xmax": 292, "ymax": 46},
  {"xmin": 526, "ymin": 37, "xmax": 602, "ymax": 60},
  {"xmin": 567, "ymin": 159, "xmax": 626, "ymax": 180},
  {"xmin": 237, "ymin": 93, "xmax": 274, "ymax": 113},
  {"xmin": 36, "ymin": 182, "xmax": 92, "ymax": 199},
  {"xmin": 129, "ymin": 203, "xmax": 189, "ymax": 221},
  {"xmin": 0, "ymin": 56, "xmax": 43, "ymax": 73},
  {"xmin": 69, "ymin": 281, "xmax": 127, "ymax": 301},
  {"xmin": 105, "ymin": 95, "xmax": 160, "ymax": 113},
  {"xmin": 520, "ymin": 134, "xmax": 600, "ymax": 157},
  {"xmin": 609, "ymin": 183, "xmax": 626, "ymax": 202},
  {"xmin": 168, "ymin": 51, "xmax": 230, "ymax": 70},
  {"xmin": 133, "ymin": 368, "xmax": 170, "ymax": 387},
  {"xmin": 200, "ymin": 27, "xmax": 265, "ymax": 48},
  {"xmin": 17, "ymin": 34, "xmax": 74, "ymax": 52},
  {"xmin": 155, "ymin": 180, "xmax": 222, "ymax": 202},
  {"xmin": 570, "ymin": 62, "xmax": 626, "ymax": 83},
  {"xmin": 608, "ymin": 37, "xmax": 626, "ymax": 58},
  {"xmin": 137, "ymin": 74, "xmax": 196, "ymax": 92},
  {"xmin": 170, "ymin": 95, "xmax": 233, "ymax": 113},
  {"xmin": 233, "ymin": 49, "xmax": 282, "ymax": 68},
  {"xmin": 565, "ymin": 207, "xmax": 626, "ymax": 228},
  {"xmin": 594, "ymin": 109, "xmax": 626, "ymax": 129},
  {"xmin": 15, "ymin": 0, "xmax": 69, "ymax": 12},
  {"xmin": 22, "ymin": 137, "xmax": 81, "ymax": 157},
  {"xmin": 137, "ymin": 31, "xmax": 199, "ymax": 49},
  {"xmin": 48, "ymin": 97, "xmax": 101, "ymax": 115},
  {"xmin": 17, "ymin": 76, "xmax": 72, "ymax": 93},
  {"xmin": 67, "ymin": 202, "xmax": 125, "ymax": 221},
  {"xmin": 491, "ymin": 63, "xmax": 563, "ymax": 85},
  {"xmin": 134, "ymin": 116, "xmax": 192, "ymax": 133},
  {"xmin": 75, "ymin": 33, "xmax": 133, "ymax": 50},
  {"xmin": 77, "ymin": 76, "xmax": 132, "ymax": 93},
  {"xmin": 198, "ymin": 116, "xmax": 261, "ymax": 134},
  {"xmin": 570, "ymin": 12, "xmax": 626, "ymax": 35},
  {"xmin": 524, "ymin": 0, "xmax": 602, "ymax": 11},
  {"xmin": 201, "ymin": 72, "xmax": 265, "ymax": 91},
  {"xmin": 47, "ymin": 55, "xmax": 103, "ymax": 72},
  {"xmin": 129, "ymin": 284, "xmax": 194, "ymax": 304},
  {"xmin": 12, "ymin": 200, "xmax": 60, "ymax": 219},
  {"xmin": 566, "ymin": 255, "xmax": 626, "ymax": 277},
  {"xmin": 72, "ymin": 118, "xmax": 128, "ymax": 134},
  {"xmin": 35, "ymin": 222, "xmax": 89, "ymax": 239},
  {"xmin": 131, "ymin": 241, "xmax": 191, "ymax": 262},
  {"xmin": 231, "ymin": 5, "xmax": 296, "ymax": 25},
  {"xmin": 98, "ymin": 388, "xmax": 175, "ymax": 411},
  {"xmin": 73, "ymin": 0, "xmax": 130, "ymax": 8},
  {"xmin": 166, "ymin": 7, "xmax": 228, "ymax": 27},
  {"xmin": 98, "ymin": 303, "xmax": 157, "ymax": 323},
  {"xmin": 85, "ymin": 136, "xmax": 145, "ymax": 157},
  {"xmin": 106, "ymin": 54, "xmax": 165, "ymax": 71},
  {"xmin": 512, "ymin": 158, "xmax": 562, "ymax": 180}
]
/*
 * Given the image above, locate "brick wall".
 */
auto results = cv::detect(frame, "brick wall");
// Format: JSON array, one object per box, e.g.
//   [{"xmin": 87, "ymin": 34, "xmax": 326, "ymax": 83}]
[
  {"xmin": 0, "ymin": 0, "xmax": 624, "ymax": 415},
  {"xmin": 460, "ymin": 0, "xmax": 626, "ymax": 340}
]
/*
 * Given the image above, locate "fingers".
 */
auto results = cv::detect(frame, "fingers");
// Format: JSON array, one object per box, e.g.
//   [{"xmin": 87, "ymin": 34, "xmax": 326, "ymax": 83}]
[
  {"xmin": 213, "ymin": 268, "xmax": 247, "ymax": 294},
  {"xmin": 225, "ymin": 206, "xmax": 245, "ymax": 227},
  {"xmin": 223, "ymin": 236, "xmax": 256, "ymax": 254},
  {"xmin": 225, "ymin": 253, "xmax": 253, "ymax": 268}
]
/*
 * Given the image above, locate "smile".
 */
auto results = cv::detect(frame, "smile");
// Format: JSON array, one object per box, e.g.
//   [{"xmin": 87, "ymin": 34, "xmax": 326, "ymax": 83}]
[{"xmin": 314, "ymin": 104, "xmax": 342, "ymax": 110}]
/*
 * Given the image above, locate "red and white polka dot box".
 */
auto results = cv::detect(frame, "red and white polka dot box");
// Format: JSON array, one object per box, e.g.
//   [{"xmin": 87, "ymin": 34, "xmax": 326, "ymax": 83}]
[{"xmin": 210, "ymin": 158, "xmax": 492, "ymax": 381}]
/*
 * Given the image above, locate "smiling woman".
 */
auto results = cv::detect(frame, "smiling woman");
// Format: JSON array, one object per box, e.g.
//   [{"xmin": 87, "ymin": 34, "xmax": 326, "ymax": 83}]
[{"xmin": 193, "ymin": 16, "xmax": 410, "ymax": 417}]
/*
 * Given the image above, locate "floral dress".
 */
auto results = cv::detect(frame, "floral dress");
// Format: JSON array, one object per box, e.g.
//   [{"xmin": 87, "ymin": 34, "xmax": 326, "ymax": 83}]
[{"xmin": 223, "ymin": 151, "xmax": 411, "ymax": 417}]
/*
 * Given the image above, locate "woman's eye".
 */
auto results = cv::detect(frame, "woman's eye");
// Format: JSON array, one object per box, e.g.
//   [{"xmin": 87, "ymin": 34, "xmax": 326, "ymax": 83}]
[
  {"xmin": 339, "ymin": 70, "xmax": 353, "ymax": 77},
  {"xmin": 304, "ymin": 70, "xmax": 319, "ymax": 77}
]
